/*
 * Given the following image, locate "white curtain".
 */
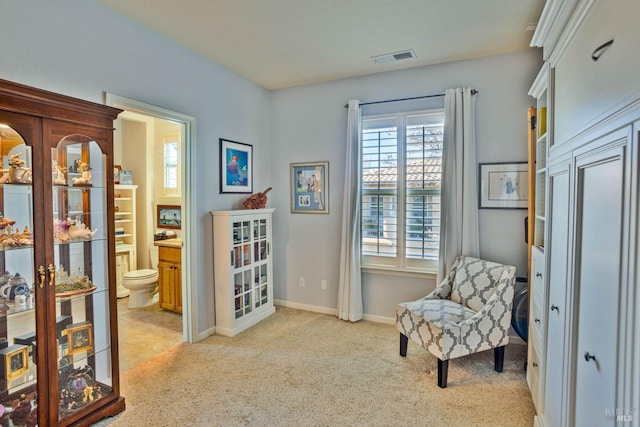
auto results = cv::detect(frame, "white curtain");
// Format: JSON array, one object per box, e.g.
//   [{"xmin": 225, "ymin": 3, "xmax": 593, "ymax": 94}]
[
  {"xmin": 337, "ymin": 99, "xmax": 363, "ymax": 322},
  {"xmin": 438, "ymin": 88, "xmax": 479, "ymax": 282}
]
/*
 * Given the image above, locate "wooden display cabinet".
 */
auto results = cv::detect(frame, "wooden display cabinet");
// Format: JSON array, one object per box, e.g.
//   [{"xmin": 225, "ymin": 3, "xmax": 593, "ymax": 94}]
[{"xmin": 0, "ymin": 79, "xmax": 124, "ymax": 425}]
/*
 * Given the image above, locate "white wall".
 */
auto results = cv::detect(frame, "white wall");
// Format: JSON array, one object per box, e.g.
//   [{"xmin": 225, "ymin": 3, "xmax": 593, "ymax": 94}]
[
  {"xmin": 271, "ymin": 50, "xmax": 542, "ymax": 320},
  {"xmin": 0, "ymin": 0, "xmax": 273, "ymax": 337}
]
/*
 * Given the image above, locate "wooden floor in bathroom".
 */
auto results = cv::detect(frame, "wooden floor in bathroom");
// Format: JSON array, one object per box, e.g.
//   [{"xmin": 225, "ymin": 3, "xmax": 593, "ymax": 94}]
[{"xmin": 116, "ymin": 296, "xmax": 183, "ymax": 372}]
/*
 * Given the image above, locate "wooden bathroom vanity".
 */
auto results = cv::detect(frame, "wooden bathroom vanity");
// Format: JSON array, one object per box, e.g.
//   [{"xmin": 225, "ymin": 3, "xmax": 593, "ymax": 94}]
[{"xmin": 154, "ymin": 238, "xmax": 182, "ymax": 313}]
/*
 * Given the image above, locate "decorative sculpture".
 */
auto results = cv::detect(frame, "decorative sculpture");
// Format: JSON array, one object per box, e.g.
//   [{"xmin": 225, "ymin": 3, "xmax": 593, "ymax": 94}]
[
  {"xmin": 0, "ymin": 214, "xmax": 16, "ymax": 229},
  {"xmin": 242, "ymin": 187, "xmax": 272, "ymax": 209},
  {"xmin": 53, "ymin": 218, "xmax": 97, "ymax": 242},
  {"xmin": 53, "ymin": 164, "xmax": 68, "ymax": 185},
  {"xmin": 0, "ymin": 225, "xmax": 33, "ymax": 247},
  {"xmin": 0, "ymin": 153, "xmax": 32, "ymax": 184},
  {"xmin": 72, "ymin": 162, "xmax": 92, "ymax": 186}
]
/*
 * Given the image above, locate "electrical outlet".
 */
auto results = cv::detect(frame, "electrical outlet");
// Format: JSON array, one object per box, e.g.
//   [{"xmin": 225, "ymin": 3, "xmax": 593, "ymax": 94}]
[
  {"xmin": 321, "ymin": 280, "xmax": 327, "ymax": 290},
  {"xmin": 299, "ymin": 277, "xmax": 305, "ymax": 287}
]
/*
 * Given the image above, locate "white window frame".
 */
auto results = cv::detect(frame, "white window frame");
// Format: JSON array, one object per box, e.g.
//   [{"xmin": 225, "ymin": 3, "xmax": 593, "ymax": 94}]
[
  {"xmin": 162, "ymin": 133, "xmax": 180, "ymax": 195},
  {"xmin": 360, "ymin": 109, "xmax": 443, "ymax": 274}
]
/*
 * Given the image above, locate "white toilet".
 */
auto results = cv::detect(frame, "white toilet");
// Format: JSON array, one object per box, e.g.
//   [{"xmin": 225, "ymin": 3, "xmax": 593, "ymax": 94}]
[{"xmin": 122, "ymin": 245, "xmax": 159, "ymax": 309}]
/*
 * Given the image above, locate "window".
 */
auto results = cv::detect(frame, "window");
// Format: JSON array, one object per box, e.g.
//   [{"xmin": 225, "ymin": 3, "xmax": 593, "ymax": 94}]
[
  {"xmin": 361, "ymin": 110, "xmax": 443, "ymax": 272},
  {"xmin": 162, "ymin": 135, "xmax": 179, "ymax": 192}
]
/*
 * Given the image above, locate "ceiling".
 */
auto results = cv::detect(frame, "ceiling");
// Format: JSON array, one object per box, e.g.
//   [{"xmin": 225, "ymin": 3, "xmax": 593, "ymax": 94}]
[{"xmin": 97, "ymin": 0, "xmax": 545, "ymax": 90}]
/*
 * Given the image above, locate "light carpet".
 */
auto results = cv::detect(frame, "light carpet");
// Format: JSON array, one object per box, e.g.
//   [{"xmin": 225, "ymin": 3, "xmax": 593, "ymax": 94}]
[{"xmin": 94, "ymin": 307, "xmax": 534, "ymax": 426}]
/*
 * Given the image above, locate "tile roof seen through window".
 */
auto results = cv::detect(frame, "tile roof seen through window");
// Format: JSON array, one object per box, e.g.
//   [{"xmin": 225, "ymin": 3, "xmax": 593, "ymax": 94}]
[{"xmin": 363, "ymin": 157, "xmax": 442, "ymax": 188}]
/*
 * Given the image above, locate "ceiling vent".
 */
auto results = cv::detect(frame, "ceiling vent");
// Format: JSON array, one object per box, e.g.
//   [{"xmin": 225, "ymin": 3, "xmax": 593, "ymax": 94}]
[{"xmin": 372, "ymin": 49, "xmax": 416, "ymax": 64}]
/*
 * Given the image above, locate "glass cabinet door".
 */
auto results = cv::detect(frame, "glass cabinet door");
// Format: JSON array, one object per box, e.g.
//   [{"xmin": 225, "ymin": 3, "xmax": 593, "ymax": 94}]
[
  {"xmin": 0, "ymin": 122, "xmax": 38, "ymax": 425},
  {"xmin": 52, "ymin": 135, "xmax": 113, "ymax": 422}
]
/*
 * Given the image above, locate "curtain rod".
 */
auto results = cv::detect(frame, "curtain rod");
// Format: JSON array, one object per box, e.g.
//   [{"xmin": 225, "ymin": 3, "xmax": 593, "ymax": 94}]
[{"xmin": 343, "ymin": 89, "xmax": 478, "ymax": 109}]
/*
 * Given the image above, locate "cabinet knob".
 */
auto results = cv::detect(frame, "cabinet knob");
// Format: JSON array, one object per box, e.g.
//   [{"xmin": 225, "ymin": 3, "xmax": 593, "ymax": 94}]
[
  {"xmin": 47, "ymin": 264, "xmax": 55, "ymax": 286},
  {"xmin": 550, "ymin": 304, "xmax": 559, "ymax": 312},
  {"xmin": 532, "ymin": 362, "xmax": 538, "ymax": 368},
  {"xmin": 584, "ymin": 352, "xmax": 597, "ymax": 362},
  {"xmin": 536, "ymin": 272, "xmax": 542, "ymax": 278},
  {"xmin": 534, "ymin": 318, "xmax": 540, "ymax": 323},
  {"xmin": 38, "ymin": 265, "xmax": 46, "ymax": 288}
]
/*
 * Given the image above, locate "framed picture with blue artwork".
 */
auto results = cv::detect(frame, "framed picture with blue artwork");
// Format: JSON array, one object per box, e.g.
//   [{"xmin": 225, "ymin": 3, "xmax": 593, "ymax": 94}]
[
  {"xmin": 478, "ymin": 162, "xmax": 528, "ymax": 209},
  {"xmin": 220, "ymin": 138, "xmax": 253, "ymax": 194},
  {"xmin": 290, "ymin": 161, "xmax": 329, "ymax": 214}
]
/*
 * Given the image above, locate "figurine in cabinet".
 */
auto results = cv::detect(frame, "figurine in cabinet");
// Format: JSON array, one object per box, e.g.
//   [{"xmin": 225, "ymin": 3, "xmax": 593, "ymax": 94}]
[
  {"xmin": 0, "ymin": 215, "xmax": 15, "ymax": 229},
  {"xmin": 53, "ymin": 164, "xmax": 67, "ymax": 185},
  {"xmin": 54, "ymin": 218, "xmax": 97, "ymax": 242},
  {"xmin": 0, "ymin": 225, "xmax": 33, "ymax": 248},
  {"xmin": 0, "ymin": 153, "xmax": 32, "ymax": 184},
  {"xmin": 72, "ymin": 162, "xmax": 92, "ymax": 186}
]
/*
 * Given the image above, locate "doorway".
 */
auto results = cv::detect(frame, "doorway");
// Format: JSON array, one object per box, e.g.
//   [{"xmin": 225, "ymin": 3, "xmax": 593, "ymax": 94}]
[{"xmin": 105, "ymin": 93, "xmax": 197, "ymax": 371}]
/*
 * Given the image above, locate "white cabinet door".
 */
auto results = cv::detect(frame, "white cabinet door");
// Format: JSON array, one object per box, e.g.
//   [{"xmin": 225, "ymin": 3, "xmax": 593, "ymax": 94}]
[
  {"xmin": 543, "ymin": 159, "xmax": 572, "ymax": 427},
  {"xmin": 572, "ymin": 131, "xmax": 630, "ymax": 426},
  {"xmin": 553, "ymin": 0, "xmax": 640, "ymax": 146}
]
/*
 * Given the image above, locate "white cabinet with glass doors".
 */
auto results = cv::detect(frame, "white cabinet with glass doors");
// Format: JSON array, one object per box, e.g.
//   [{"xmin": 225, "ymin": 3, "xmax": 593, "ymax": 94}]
[{"xmin": 211, "ymin": 209, "xmax": 275, "ymax": 337}]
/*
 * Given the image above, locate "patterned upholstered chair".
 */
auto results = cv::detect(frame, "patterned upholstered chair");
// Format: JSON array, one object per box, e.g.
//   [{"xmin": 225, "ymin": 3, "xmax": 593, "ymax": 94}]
[{"xmin": 396, "ymin": 256, "xmax": 516, "ymax": 388}]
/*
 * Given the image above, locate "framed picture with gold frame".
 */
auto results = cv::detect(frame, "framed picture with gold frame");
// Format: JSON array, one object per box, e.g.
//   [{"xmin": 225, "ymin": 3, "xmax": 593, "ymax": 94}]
[
  {"xmin": 63, "ymin": 321, "xmax": 93, "ymax": 355},
  {"xmin": 0, "ymin": 344, "xmax": 28, "ymax": 379}
]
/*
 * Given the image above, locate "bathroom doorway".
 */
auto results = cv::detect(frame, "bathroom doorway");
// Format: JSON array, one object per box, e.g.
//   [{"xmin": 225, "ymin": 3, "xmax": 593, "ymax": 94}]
[{"xmin": 105, "ymin": 93, "xmax": 196, "ymax": 371}]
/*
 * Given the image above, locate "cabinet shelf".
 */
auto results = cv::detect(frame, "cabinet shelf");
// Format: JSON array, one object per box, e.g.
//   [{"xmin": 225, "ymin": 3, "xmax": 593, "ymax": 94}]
[
  {"xmin": 0, "ymin": 368, "xmax": 36, "ymax": 396},
  {"xmin": 54, "ymin": 286, "xmax": 104, "ymax": 302},
  {"xmin": 0, "ymin": 244, "xmax": 34, "ymax": 253},
  {"xmin": 54, "ymin": 236, "xmax": 107, "ymax": 246},
  {"xmin": 2, "ymin": 301, "xmax": 36, "ymax": 317}
]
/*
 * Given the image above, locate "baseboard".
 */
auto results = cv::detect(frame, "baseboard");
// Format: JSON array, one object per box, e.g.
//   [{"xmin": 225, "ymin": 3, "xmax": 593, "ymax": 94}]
[
  {"xmin": 272, "ymin": 300, "xmax": 531, "ymax": 340},
  {"xmin": 196, "ymin": 326, "xmax": 216, "ymax": 342},
  {"xmin": 274, "ymin": 299, "xmax": 337, "ymax": 316},
  {"xmin": 363, "ymin": 313, "xmax": 395, "ymax": 325},
  {"xmin": 274, "ymin": 300, "xmax": 397, "ymax": 325}
]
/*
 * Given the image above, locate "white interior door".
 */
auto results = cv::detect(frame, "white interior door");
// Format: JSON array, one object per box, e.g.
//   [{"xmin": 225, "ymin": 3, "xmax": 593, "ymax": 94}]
[
  {"xmin": 573, "ymin": 135, "xmax": 628, "ymax": 426},
  {"xmin": 543, "ymin": 160, "xmax": 571, "ymax": 426}
]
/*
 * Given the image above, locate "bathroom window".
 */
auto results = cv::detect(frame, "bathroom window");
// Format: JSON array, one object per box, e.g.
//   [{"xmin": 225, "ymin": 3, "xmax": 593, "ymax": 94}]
[{"xmin": 162, "ymin": 135, "xmax": 179, "ymax": 193}]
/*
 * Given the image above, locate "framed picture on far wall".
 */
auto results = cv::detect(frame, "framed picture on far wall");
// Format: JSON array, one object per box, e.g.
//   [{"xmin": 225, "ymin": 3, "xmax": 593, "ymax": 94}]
[
  {"xmin": 220, "ymin": 138, "xmax": 253, "ymax": 194},
  {"xmin": 157, "ymin": 205, "xmax": 181, "ymax": 229},
  {"xmin": 478, "ymin": 162, "xmax": 528, "ymax": 209},
  {"xmin": 290, "ymin": 161, "xmax": 329, "ymax": 214}
]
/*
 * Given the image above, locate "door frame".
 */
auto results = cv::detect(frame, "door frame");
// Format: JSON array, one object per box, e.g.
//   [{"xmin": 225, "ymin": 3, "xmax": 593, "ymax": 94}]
[{"xmin": 104, "ymin": 93, "xmax": 197, "ymax": 343}]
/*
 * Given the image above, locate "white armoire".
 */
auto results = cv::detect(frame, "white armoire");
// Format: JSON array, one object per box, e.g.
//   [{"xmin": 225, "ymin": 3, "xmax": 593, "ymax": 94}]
[{"xmin": 529, "ymin": 0, "xmax": 640, "ymax": 426}]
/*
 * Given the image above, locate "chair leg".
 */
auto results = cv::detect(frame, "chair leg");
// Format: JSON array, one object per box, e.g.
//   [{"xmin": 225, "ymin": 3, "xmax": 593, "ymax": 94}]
[
  {"xmin": 494, "ymin": 346, "xmax": 505, "ymax": 372},
  {"xmin": 437, "ymin": 359, "xmax": 448, "ymax": 388},
  {"xmin": 399, "ymin": 333, "xmax": 408, "ymax": 357}
]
